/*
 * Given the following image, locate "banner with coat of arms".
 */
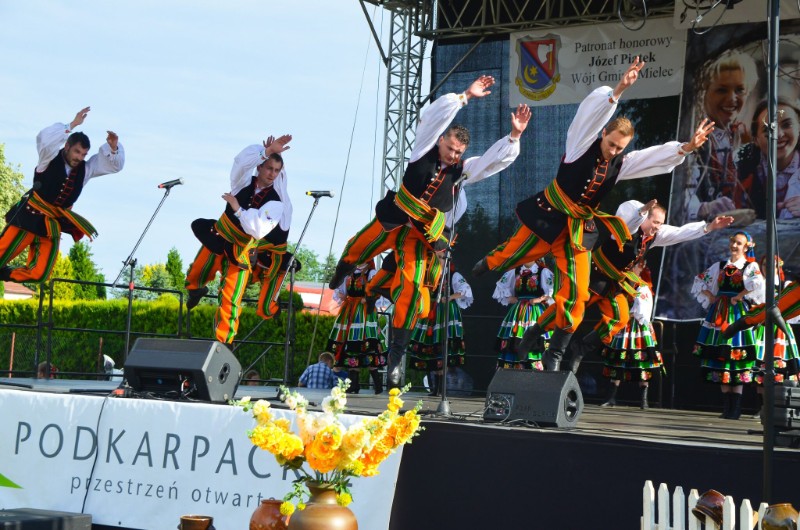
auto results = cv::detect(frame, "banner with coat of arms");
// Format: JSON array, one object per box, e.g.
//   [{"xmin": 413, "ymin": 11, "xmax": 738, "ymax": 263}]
[{"xmin": 510, "ymin": 18, "xmax": 686, "ymax": 107}]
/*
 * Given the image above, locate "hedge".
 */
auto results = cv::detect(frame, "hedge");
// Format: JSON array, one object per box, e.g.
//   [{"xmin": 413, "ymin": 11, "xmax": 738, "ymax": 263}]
[{"xmin": 0, "ymin": 296, "xmax": 335, "ymax": 384}]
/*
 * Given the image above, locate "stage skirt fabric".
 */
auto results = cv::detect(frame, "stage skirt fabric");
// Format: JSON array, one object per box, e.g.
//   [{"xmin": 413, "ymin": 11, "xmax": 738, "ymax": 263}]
[
  {"xmin": 752, "ymin": 320, "xmax": 800, "ymax": 385},
  {"xmin": 407, "ymin": 299, "xmax": 465, "ymax": 371},
  {"xmin": 601, "ymin": 319, "xmax": 663, "ymax": 382},
  {"xmin": 327, "ymin": 296, "xmax": 386, "ymax": 368},
  {"xmin": 692, "ymin": 294, "xmax": 758, "ymax": 385},
  {"xmin": 495, "ymin": 298, "xmax": 551, "ymax": 370}
]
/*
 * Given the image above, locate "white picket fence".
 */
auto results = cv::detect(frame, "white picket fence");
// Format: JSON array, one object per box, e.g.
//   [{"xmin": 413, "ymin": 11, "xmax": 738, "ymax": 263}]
[{"xmin": 641, "ymin": 481, "xmax": 770, "ymax": 530}]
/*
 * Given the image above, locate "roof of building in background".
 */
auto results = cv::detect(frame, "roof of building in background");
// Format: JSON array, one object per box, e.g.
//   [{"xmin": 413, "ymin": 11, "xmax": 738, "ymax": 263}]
[
  {"xmin": 3, "ymin": 282, "xmax": 35, "ymax": 300},
  {"xmin": 293, "ymin": 282, "xmax": 339, "ymax": 315}
]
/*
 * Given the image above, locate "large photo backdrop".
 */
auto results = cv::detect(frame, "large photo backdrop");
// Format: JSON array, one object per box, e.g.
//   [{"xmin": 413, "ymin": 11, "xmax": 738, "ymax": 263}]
[{"xmin": 658, "ymin": 20, "xmax": 800, "ymax": 319}]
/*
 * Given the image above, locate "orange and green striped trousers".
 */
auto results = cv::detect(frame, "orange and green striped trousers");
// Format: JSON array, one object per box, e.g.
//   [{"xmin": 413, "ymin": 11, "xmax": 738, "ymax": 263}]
[
  {"xmin": 484, "ymin": 225, "xmax": 591, "ymax": 333},
  {"xmin": 0, "ymin": 225, "xmax": 59, "ymax": 283}
]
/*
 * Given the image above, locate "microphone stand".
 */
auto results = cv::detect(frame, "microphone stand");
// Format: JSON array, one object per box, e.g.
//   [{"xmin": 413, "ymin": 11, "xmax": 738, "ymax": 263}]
[
  {"xmin": 433, "ymin": 175, "xmax": 466, "ymax": 416},
  {"xmin": 232, "ymin": 196, "xmax": 325, "ymax": 390},
  {"xmin": 111, "ymin": 185, "xmax": 178, "ymax": 359}
]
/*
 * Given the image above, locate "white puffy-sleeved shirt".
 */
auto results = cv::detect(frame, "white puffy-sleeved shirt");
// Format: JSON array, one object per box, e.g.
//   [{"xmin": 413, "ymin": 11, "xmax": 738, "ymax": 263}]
[
  {"xmin": 614, "ymin": 200, "xmax": 707, "ymax": 247},
  {"xmin": 492, "ymin": 264, "xmax": 554, "ymax": 306},
  {"xmin": 566, "ymin": 87, "xmax": 688, "ymax": 181},
  {"xmin": 691, "ymin": 257, "xmax": 766, "ymax": 310},
  {"xmin": 230, "ymin": 144, "xmax": 292, "ymax": 240},
  {"xmin": 36, "ymin": 122, "xmax": 125, "ymax": 182},
  {"xmin": 333, "ymin": 268, "xmax": 377, "ymax": 305},
  {"xmin": 631, "ymin": 285, "xmax": 654, "ymax": 326},
  {"xmin": 409, "ymin": 93, "xmax": 521, "ymax": 188},
  {"xmin": 451, "ymin": 271, "xmax": 473, "ymax": 310}
]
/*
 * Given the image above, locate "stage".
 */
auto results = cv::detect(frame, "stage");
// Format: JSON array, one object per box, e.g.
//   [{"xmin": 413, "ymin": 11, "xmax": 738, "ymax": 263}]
[{"xmin": 1, "ymin": 378, "xmax": 798, "ymax": 530}]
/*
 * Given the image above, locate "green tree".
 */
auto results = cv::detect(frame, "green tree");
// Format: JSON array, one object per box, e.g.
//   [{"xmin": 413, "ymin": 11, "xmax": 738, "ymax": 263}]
[
  {"xmin": 141, "ymin": 263, "xmax": 172, "ymax": 300},
  {"xmin": 48, "ymin": 253, "xmax": 76, "ymax": 300},
  {"xmin": 288, "ymin": 244, "xmax": 322, "ymax": 282},
  {"xmin": 68, "ymin": 241, "xmax": 106, "ymax": 299},
  {"xmin": 320, "ymin": 252, "xmax": 337, "ymax": 283},
  {"xmin": 165, "ymin": 247, "xmax": 185, "ymax": 291},
  {"xmin": 0, "ymin": 144, "xmax": 25, "ymax": 233}
]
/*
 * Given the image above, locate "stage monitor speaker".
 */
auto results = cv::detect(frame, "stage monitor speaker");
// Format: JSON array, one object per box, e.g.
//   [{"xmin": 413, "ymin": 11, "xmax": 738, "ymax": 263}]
[
  {"xmin": 483, "ymin": 369, "xmax": 583, "ymax": 428},
  {"xmin": 124, "ymin": 338, "xmax": 242, "ymax": 403},
  {"xmin": 0, "ymin": 508, "xmax": 91, "ymax": 529}
]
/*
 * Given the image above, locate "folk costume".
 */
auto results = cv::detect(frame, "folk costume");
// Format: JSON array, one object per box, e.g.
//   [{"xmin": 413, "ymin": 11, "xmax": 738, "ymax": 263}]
[
  {"xmin": 329, "ymin": 91, "xmax": 520, "ymax": 388},
  {"xmin": 493, "ymin": 261, "xmax": 554, "ymax": 370},
  {"xmin": 0, "ymin": 122, "xmax": 124, "ymax": 283},
  {"xmin": 600, "ymin": 282, "xmax": 663, "ymax": 409},
  {"xmin": 558, "ymin": 200, "xmax": 710, "ymax": 374},
  {"xmin": 328, "ymin": 262, "xmax": 386, "ymax": 394},
  {"xmin": 407, "ymin": 265, "xmax": 473, "ymax": 374},
  {"xmin": 185, "ymin": 144, "xmax": 288, "ymax": 343},
  {"xmin": 474, "ymin": 86, "xmax": 690, "ymax": 371}
]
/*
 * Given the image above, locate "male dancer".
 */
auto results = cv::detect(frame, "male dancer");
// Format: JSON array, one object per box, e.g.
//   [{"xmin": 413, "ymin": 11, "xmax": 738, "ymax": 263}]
[
  {"xmin": 328, "ymin": 75, "xmax": 531, "ymax": 388},
  {"xmin": 559, "ymin": 200, "xmax": 733, "ymax": 376},
  {"xmin": 0, "ymin": 107, "xmax": 124, "ymax": 282},
  {"xmin": 185, "ymin": 135, "xmax": 291, "ymax": 343},
  {"xmin": 472, "ymin": 57, "xmax": 714, "ymax": 370}
]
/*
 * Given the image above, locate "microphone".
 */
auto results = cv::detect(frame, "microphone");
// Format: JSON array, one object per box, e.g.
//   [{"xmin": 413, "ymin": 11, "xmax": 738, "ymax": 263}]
[
  {"xmin": 158, "ymin": 178, "xmax": 184, "ymax": 189},
  {"xmin": 452, "ymin": 174, "xmax": 469, "ymax": 188},
  {"xmin": 305, "ymin": 190, "xmax": 334, "ymax": 198}
]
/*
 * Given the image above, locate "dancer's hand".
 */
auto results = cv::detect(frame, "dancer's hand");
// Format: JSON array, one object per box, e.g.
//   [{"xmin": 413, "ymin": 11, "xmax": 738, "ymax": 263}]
[
  {"xmin": 707, "ymin": 215, "xmax": 735, "ymax": 232},
  {"xmin": 264, "ymin": 134, "xmax": 292, "ymax": 156},
  {"xmin": 681, "ymin": 118, "xmax": 715, "ymax": 153},
  {"xmin": 612, "ymin": 57, "xmax": 645, "ymax": 99},
  {"xmin": 70, "ymin": 106, "xmax": 91, "ymax": 130},
  {"xmin": 222, "ymin": 192, "xmax": 240, "ymax": 211},
  {"xmin": 464, "ymin": 75, "xmax": 495, "ymax": 100},
  {"xmin": 510, "ymin": 104, "xmax": 532, "ymax": 139},
  {"xmin": 106, "ymin": 131, "xmax": 119, "ymax": 152}
]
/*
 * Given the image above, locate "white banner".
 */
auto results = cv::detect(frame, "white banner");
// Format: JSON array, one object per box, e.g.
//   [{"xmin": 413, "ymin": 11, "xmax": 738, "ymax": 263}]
[
  {"xmin": 509, "ymin": 18, "xmax": 686, "ymax": 107},
  {"xmin": 0, "ymin": 389, "xmax": 401, "ymax": 529},
  {"xmin": 673, "ymin": 0, "xmax": 799, "ymax": 29}
]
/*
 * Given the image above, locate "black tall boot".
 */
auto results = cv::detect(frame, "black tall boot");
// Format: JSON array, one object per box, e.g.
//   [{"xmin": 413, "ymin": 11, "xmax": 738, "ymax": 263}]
[
  {"xmin": 542, "ymin": 328, "xmax": 573, "ymax": 371},
  {"xmin": 369, "ymin": 369, "xmax": 383, "ymax": 395},
  {"xmin": 517, "ymin": 323, "xmax": 545, "ymax": 362},
  {"xmin": 719, "ymin": 392, "xmax": 731, "ymax": 418},
  {"xmin": 328, "ymin": 260, "xmax": 356, "ymax": 290},
  {"xmin": 567, "ymin": 330, "xmax": 602, "ymax": 374},
  {"xmin": 346, "ymin": 370, "xmax": 360, "ymax": 394},
  {"xmin": 721, "ymin": 317, "xmax": 751, "ymax": 340},
  {"xmin": 386, "ymin": 327, "xmax": 412, "ymax": 389},
  {"xmin": 640, "ymin": 385, "xmax": 649, "ymax": 410},
  {"xmin": 601, "ymin": 384, "xmax": 618, "ymax": 407},
  {"xmin": 728, "ymin": 392, "xmax": 743, "ymax": 420},
  {"xmin": 471, "ymin": 258, "xmax": 490, "ymax": 277}
]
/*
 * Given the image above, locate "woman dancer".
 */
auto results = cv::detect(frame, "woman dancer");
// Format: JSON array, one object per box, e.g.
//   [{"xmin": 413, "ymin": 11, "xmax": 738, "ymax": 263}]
[
  {"xmin": 327, "ymin": 261, "xmax": 385, "ymax": 394},
  {"xmin": 407, "ymin": 259, "xmax": 473, "ymax": 396},
  {"xmin": 493, "ymin": 259, "xmax": 554, "ymax": 370},
  {"xmin": 691, "ymin": 231, "xmax": 765, "ymax": 419},
  {"xmin": 600, "ymin": 263, "xmax": 663, "ymax": 409}
]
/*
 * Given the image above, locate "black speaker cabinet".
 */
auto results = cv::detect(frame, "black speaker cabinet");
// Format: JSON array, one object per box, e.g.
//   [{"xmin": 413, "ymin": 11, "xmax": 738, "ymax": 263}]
[
  {"xmin": 0, "ymin": 508, "xmax": 91, "ymax": 529},
  {"xmin": 483, "ymin": 369, "xmax": 584, "ymax": 428},
  {"xmin": 124, "ymin": 338, "xmax": 242, "ymax": 403}
]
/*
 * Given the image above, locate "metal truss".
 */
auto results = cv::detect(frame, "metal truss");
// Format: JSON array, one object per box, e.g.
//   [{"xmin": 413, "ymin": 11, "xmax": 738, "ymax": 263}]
[{"xmin": 360, "ymin": 0, "xmax": 675, "ymax": 191}]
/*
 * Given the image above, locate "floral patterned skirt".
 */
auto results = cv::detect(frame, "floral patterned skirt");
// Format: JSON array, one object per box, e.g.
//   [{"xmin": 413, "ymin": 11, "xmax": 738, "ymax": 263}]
[
  {"xmin": 328, "ymin": 298, "xmax": 385, "ymax": 368},
  {"xmin": 407, "ymin": 300, "xmax": 465, "ymax": 372},
  {"xmin": 601, "ymin": 320, "xmax": 663, "ymax": 382},
  {"xmin": 693, "ymin": 299, "xmax": 757, "ymax": 385},
  {"xmin": 496, "ymin": 299, "xmax": 551, "ymax": 370},
  {"xmin": 752, "ymin": 322, "xmax": 800, "ymax": 385}
]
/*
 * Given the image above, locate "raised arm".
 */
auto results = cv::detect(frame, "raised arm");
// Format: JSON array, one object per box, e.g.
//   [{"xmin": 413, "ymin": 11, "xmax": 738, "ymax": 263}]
[
  {"xmin": 617, "ymin": 119, "xmax": 715, "ymax": 182},
  {"xmin": 230, "ymin": 135, "xmax": 292, "ymax": 193},
  {"xmin": 461, "ymin": 104, "xmax": 530, "ymax": 185},
  {"xmin": 409, "ymin": 75, "xmax": 495, "ymax": 163},
  {"xmin": 565, "ymin": 58, "xmax": 645, "ymax": 163},
  {"xmin": 85, "ymin": 130, "xmax": 125, "ymax": 181}
]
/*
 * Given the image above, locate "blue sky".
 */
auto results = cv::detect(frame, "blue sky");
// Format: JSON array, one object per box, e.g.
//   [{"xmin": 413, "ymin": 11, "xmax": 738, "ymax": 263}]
[{"xmin": 0, "ymin": 1, "xmax": 396, "ymax": 283}]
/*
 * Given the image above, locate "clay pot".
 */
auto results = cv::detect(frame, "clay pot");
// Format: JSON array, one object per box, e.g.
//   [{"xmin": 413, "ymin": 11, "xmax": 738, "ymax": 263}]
[
  {"xmin": 179, "ymin": 514, "xmax": 214, "ymax": 530},
  {"xmin": 762, "ymin": 503, "xmax": 799, "ymax": 530},
  {"xmin": 287, "ymin": 482, "xmax": 358, "ymax": 530},
  {"xmin": 250, "ymin": 498, "xmax": 289, "ymax": 530},
  {"xmin": 692, "ymin": 490, "xmax": 725, "ymax": 526}
]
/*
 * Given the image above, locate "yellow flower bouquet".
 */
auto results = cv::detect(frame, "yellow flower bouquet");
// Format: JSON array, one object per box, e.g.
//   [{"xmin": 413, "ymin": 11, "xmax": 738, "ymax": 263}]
[{"xmin": 235, "ymin": 380, "xmax": 423, "ymax": 515}]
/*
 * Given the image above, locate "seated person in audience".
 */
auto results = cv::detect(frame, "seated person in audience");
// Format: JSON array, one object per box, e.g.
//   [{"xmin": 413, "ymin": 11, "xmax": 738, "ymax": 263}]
[
  {"xmin": 243, "ymin": 369, "xmax": 261, "ymax": 386},
  {"xmin": 298, "ymin": 352, "xmax": 338, "ymax": 389},
  {"xmin": 37, "ymin": 362, "xmax": 57, "ymax": 379}
]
